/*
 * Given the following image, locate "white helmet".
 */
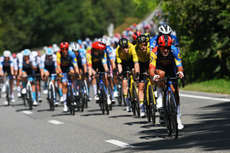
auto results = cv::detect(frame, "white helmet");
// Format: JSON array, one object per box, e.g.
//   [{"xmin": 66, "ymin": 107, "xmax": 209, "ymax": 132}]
[
  {"xmin": 22, "ymin": 49, "xmax": 31, "ymax": 56},
  {"xmin": 16, "ymin": 53, "xmax": 22, "ymax": 59},
  {"xmin": 158, "ymin": 25, "xmax": 172, "ymax": 35},
  {"xmin": 46, "ymin": 47, "xmax": 54, "ymax": 55},
  {"xmin": 71, "ymin": 42, "xmax": 80, "ymax": 52},
  {"xmin": 43, "ymin": 46, "xmax": 48, "ymax": 51},
  {"xmin": 98, "ymin": 38, "xmax": 106, "ymax": 45},
  {"xmin": 3, "ymin": 50, "xmax": 11, "ymax": 57},
  {"xmin": 31, "ymin": 51, "xmax": 38, "ymax": 57}
]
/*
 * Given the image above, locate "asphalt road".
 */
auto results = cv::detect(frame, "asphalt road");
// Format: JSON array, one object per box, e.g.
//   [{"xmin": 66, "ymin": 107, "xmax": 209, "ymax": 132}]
[{"xmin": 0, "ymin": 87, "xmax": 230, "ymax": 153}]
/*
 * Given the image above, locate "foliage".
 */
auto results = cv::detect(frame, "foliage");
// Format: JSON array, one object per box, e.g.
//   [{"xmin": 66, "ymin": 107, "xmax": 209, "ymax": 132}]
[{"xmin": 0, "ymin": 0, "xmax": 150, "ymax": 52}]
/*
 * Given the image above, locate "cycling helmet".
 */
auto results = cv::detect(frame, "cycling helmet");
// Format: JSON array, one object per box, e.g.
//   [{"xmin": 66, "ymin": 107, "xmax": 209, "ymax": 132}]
[
  {"xmin": 31, "ymin": 51, "xmax": 38, "ymax": 57},
  {"xmin": 98, "ymin": 38, "xmax": 106, "ymax": 45},
  {"xmin": 119, "ymin": 38, "xmax": 129, "ymax": 48},
  {"xmin": 78, "ymin": 39, "xmax": 82, "ymax": 45},
  {"xmin": 158, "ymin": 35, "xmax": 173, "ymax": 47},
  {"xmin": 86, "ymin": 38, "xmax": 90, "ymax": 42},
  {"xmin": 46, "ymin": 47, "xmax": 54, "ymax": 55},
  {"xmin": 22, "ymin": 49, "xmax": 31, "ymax": 56},
  {"xmin": 16, "ymin": 53, "xmax": 22, "ymax": 59},
  {"xmin": 71, "ymin": 42, "xmax": 80, "ymax": 52},
  {"xmin": 137, "ymin": 35, "xmax": 148, "ymax": 43},
  {"xmin": 158, "ymin": 25, "xmax": 172, "ymax": 35},
  {"xmin": 132, "ymin": 31, "xmax": 141, "ymax": 41},
  {"xmin": 60, "ymin": 42, "xmax": 69, "ymax": 49},
  {"xmin": 92, "ymin": 41, "xmax": 106, "ymax": 50},
  {"xmin": 43, "ymin": 46, "xmax": 48, "ymax": 51},
  {"xmin": 144, "ymin": 33, "xmax": 150, "ymax": 42},
  {"xmin": 3, "ymin": 50, "xmax": 11, "ymax": 57}
]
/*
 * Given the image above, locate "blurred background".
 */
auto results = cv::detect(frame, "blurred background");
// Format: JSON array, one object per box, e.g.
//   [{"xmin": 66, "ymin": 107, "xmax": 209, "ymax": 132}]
[{"xmin": 0, "ymin": 0, "xmax": 229, "ymax": 83}]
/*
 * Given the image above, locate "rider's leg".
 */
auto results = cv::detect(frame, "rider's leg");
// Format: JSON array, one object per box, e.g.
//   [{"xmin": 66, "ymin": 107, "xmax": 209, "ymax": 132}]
[{"xmin": 155, "ymin": 69, "xmax": 165, "ymax": 109}]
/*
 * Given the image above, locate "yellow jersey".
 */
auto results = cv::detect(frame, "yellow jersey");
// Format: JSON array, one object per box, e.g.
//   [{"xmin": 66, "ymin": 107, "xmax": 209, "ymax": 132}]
[{"xmin": 116, "ymin": 43, "xmax": 138, "ymax": 64}]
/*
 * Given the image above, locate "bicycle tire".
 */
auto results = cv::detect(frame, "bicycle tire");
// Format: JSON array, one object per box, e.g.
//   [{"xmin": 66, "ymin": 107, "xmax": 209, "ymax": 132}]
[
  {"xmin": 101, "ymin": 85, "xmax": 109, "ymax": 115},
  {"xmin": 80, "ymin": 81, "xmax": 84, "ymax": 112},
  {"xmin": 34, "ymin": 79, "xmax": 38, "ymax": 102},
  {"xmin": 6, "ymin": 85, "xmax": 10, "ymax": 106},
  {"xmin": 28, "ymin": 86, "xmax": 33, "ymax": 110},
  {"xmin": 67, "ymin": 86, "xmax": 72, "ymax": 114},
  {"xmin": 23, "ymin": 94, "xmax": 26, "ymax": 106},
  {"xmin": 144, "ymin": 85, "xmax": 150, "ymax": 122},
  {"xmin": 149, "ymin": 85, "xmax": 156, "ymax": 124},
  {"xmin": 163, "ymin": 90, "xmax": 171, "ymax": 136},
  {"xmin": 133, "ymin": 82, "xmax": 140, "ymax": 117},
  {"xmin": 169, "ymin": 90, "xmax": 178, "ymax": 139},
  {"xmin": 117, "ymin": 83, "xmax": 122, "ymax": 106},
  {"xmin": 0, "ymin": 86, "xmax": 2, "ymax": 98},
  {"xmin": 70, "ymin": 86, "xmax": 75, "ymax": 115},
  {"xmin": 50, "ymin": 84, "xmax": 55, "ymax": 111},
  {"xmin": 129, "ymin": 89, "xmax": 136, "ymax": 116}
]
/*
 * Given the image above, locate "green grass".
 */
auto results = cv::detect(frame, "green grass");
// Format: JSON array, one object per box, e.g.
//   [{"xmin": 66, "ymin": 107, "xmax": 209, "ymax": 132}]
[{"xmin": 181, "ymin": 79, "xmax": 230, "ymax": 95}]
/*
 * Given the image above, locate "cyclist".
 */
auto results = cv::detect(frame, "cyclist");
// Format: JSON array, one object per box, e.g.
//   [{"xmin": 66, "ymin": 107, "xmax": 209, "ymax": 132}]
[
  {"xmin": 150, "ymin": 25, "xmax": 180, "ymax": 51},
  {"xmin": 98, "ymin": 38, "xmax": 116, "ymax": 103},
  {"xmin": 70, "ymin": 42, "xmax": 91, "ymax": 101},
  {"xmin": 18, "ymin": 49, "xmax": 38, "ymax": 105},
  {"xmin": 0, "ymin": 50, "xmax": 15, "ymax": 102},
  {"xmin": 31, "ymin": 51, "xmax": 42, "ymax": 102},
  {"xmin": 135, "ymin": 34, "xmax": 151, "ymax": 118},
  {"xmin": 40, "ymin": 48, "xmax": 58, "ymax": 106},
  {"xmin": 132, "ymin": 31, "xmax": 141, "ymax": 45},
  {"xmin": 56, "ymin": 42, "xmax": 79, "ymax": 112},
  {"xmin": 149, "ymin": 35, "xmax": 184, "ymax": 130},
  {"xmin": 86, "ymin": 41, "xmax": 111, "ymax": 104},
  {"xmin": 115, "ymin": 38, "xmax": 139, "ymax": 112}
]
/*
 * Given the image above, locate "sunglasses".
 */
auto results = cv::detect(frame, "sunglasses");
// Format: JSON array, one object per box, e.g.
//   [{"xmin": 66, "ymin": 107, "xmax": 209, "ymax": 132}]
[{"xmin": 159, "ymin": 46, "xmax": 171, "ymax": 50}]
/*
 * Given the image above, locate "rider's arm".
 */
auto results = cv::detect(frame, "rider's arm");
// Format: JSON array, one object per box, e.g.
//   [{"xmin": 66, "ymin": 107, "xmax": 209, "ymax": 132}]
[
  {"xmin": 86, "ymin": 50, "xmax": 92, "ymax": 76},
  {"xmin": 40, "ymin": 55, "xmax": 45, "ymax": 78},
  {"xmin": 131, "ymin": 45, "xmax": 139, "ymax": 74},
  {"xmin": 149, "ymin": 46, "xmax": 158, "ymax": 77},
  {"xmin": 102, "ymin": 51, "xmax": 109, "ymax": 72},
  {"xmin": 71, "ymin": 51, "xmax": 79, "ymax": 74},
  {"xmin": 80, "ymin": 49, "xmax": 88, "ymax": 73},
  {"xmin": 9, "ymin": 56, "xmax": 14, "ymax": 75},
  {"xmin": 30, "ymin": 55, "xmax": 37, "ymax": 71},
  {"xmin": 0, "ymin": 58, "xmax": 3, "ymax": 76},
  {"xmin": 18, "ymin": 57, "xmax": 23, "ymax": 77},
  {"xmin": 173, "ymin": 48, "xmax": 184, "ymax": 78},
  {"xmin": 56, "ymin": 51, "xmax": 62, "ymax": 74}
]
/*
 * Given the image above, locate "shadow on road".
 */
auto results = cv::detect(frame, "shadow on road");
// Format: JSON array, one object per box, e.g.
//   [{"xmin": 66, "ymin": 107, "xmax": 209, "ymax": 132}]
[
  {"xmin": 109, "ymin": 100, "xmax": 230, "ymax": 152},
  {"xmin": 108, "ymin": 114, "xmax": 133, "ymax": 118}
]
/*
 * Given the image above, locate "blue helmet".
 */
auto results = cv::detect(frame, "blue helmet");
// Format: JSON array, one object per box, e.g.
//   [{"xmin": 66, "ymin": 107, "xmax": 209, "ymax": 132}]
[
  {"xmin": 78, "ymin": 39, "xmax": 82, "ymax": 45},
  {"xmin": 46, "ymin": 48, "xmax": 54, "ymax": 56},
  {"xmin": 23, "ymin": 49, "xmax": 31, "ymax": 56}
]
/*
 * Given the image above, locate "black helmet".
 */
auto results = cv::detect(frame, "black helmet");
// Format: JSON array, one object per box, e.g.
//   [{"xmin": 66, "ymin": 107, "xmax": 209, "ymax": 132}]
[
  {"xmin": 137, "ymin": 34, "xmax": 148, "ymax": 43},
  {"xmin": 119, "ymin": 38, "xmax": 129, "ymax": 48}
]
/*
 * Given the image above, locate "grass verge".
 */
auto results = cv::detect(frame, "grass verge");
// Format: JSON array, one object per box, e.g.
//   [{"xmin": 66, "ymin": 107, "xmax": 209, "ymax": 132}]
[{"xmin": 180, "ymin": 79, "xmax": 230, "ymax": 95}]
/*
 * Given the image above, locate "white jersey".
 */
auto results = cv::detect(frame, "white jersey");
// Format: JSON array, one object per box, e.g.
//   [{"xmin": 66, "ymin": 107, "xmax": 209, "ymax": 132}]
[
  {"xmin": 0, "ymin": 56, "xmax": 14, "ymax": 68},
  {"xmin": 13, "ymin": 58, "xmax": 18, "ymax": 71},
  {"xmin": 18, "ymin": 54, "xmax": 37, "ymax": 69},
  {"xmin": 35, "ymin": 56, "xmax": 41, "ymax": 69},
  {"xmin": 40, "ymin": 54, "xmax": 57, "ymax": 69}
]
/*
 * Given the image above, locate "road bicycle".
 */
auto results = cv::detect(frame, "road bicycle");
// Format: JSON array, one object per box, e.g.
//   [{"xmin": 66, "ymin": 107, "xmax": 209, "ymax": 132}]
[{"xmin": 154, "ymin": 76, "xmax": 185, "ymax": 139}]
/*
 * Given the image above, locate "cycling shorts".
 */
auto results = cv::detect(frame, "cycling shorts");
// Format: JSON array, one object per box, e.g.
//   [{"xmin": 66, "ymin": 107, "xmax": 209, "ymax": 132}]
[{"xmin": 138, "ymin": 61, "xmax": 149, "ymax": 83}]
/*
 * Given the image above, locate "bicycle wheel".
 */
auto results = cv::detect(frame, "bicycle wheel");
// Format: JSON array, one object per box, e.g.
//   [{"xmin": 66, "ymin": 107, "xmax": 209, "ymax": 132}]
[
  {"xmin": 67, "ymin": 86, "xmax": 72, "ymax": 114},
  {"xmin": 23, "ymin": 94, "xmax": 26, "ymax": 106},
  {"xmin": 163, "ymin": 90, "xmax": 171, "ymax": 136},
  {"xmin": 28, "ymin": 86, "xmax": 33, "ymax": 110},
  {"xmin": 129, "ymin": 89, "xmax": 136, "ymax": 116},
  {"xmin": 144, "ymin": 85, "xmax": 151, "ymax": 122},
  {"xmin": 101, "ymin": 85, "xmax": 109, "ymax": 115},
  {"xmin": 149, "ymin": 85, "xmax": 156, "ymax": 124},
  {"xmin": 6, "ymin": 85, "xmax": 10, "ymax": 106},
  {"xmin": 133, "ymin": 83, "xmax": 140, "ymax": 117},
  {"xmin": 117, "ymin": 82, "xmax": 122, "ymax": 106},
  {"xmin": 80, "ymin": 82, "xmax": 84, "ymax": 112},
  {"xmin": 169, "ymin": 90, "xmax": 178, "ymax": 139},
  {"xmin": 70, "ymin": 86, "xmax": 75, "ymax": 115},
  {"xmin": 50, "ymin": 84, "xmax": 55, "ymax": 111}
]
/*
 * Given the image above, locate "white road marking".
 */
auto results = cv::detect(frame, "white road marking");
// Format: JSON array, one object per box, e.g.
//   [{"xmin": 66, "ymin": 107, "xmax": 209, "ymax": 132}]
[
  {"xmin": 22, "ymin": 111, "xmax": 33, "ymax": 115},
  {"xmin": 105, "ymin": 140, "xmax": 134, "ymax": 148},
  {"xmin": 48, "ymin": 120, "xmax": 64, "ymax": 125},
  {"xmin": 180, "ymin": 94, "xmax": 230, "ymax": 101}
]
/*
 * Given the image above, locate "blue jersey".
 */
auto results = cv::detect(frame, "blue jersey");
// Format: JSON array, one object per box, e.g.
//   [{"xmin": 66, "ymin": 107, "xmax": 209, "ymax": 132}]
[
  {"xmin": 150, "ymin": 34, "xmax": 180, "ymax": 51},
  {"xmin": 77, "ymin": 48, "xmax": 86, "ymax": 66}
]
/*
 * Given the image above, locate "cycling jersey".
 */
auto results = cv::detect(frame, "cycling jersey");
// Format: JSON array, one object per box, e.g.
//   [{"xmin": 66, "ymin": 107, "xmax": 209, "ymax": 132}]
[
  {"xmin": 135, "ymin": 42, "xmax": 151, "ymax": 63},
  {"xmin": 86, "ymin": 50, "xmax": 107, "ymax": 67},
  {"xmin": 40, "ymin": 54, "xmax": 57, "ymax": 74},
  {"xmin": 0, "ymin": 56, "xmax": 14, "ymax": 75},
  {"xmin": 150, "ymin": 34, "xmax": 180, "ymax": 51},
  {"xmin": 77, "ymin": 48, "xmax": 86, "ymax": 70},
  {"xmin": 116, "ymin": 43, "xmax": 138, "ymax": 64},
  {"xmin": 18, "ymin": 55, "xmax": 37, "ymax": 70},
  {"xmin": 105, "ymin": 46, "xmax": 115, "ymax": 61},
  {"xmin": 56, "ymin": 50, "xmax": 77, "ymax": 67},
  {"xmin": 13, "ymin": 58, "xmax": 18, "ymax": 71},
  {"xmin": 149, "ymin": 45, "xmax": 182, "ymax": 70}
]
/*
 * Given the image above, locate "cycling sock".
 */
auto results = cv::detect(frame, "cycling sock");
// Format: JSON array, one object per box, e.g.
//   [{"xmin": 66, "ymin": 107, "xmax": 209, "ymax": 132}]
[
  {"xmin": 157, "ymin": 87, "xmax": 162, "ymax": 98},
  {"xmin": 114, "ymin": 85, "xmax": 117, "ymax": 92},
  {"xmin": 44, "ymin": 82, "xmax": 47, "ymax": 90},
  {"xmin": 124, "ymin": 94, "xmax": 130, "ymax": 107},
  {"xmin": 11, "ymin": 92, "xmax": 14, "ymax": 98},
  {"xmin": 177, "ymin": 105, "xmax": 181, "ymax": 118},
  {"xmin": 59, "ymin": 88, "xmax": 63, "ymax": 97},
  {"xmin": 22, "ymin": 82, "xmax": 26, "ymax": 88},
  {"xmin": 63, "ymin": 94, "xmax": 66, "ymax": 101},
  {"xmin": 92, "ymin": 84, "xmax": 97, "ymax": 95},
  {"xmin": 33, "ymin": 92, "xmax": 36, "ymax": 101},
  {"xmin": 38, "ymin": 92, "xmax": 41, "ymax": 98},
  {"xmin": 17, "ymin": 86, "xmax": 21, "ymax": 92},
  {"xmin": 139, "ymin": 100, "xmax": 145, "ymax": 112},
  {"xmin": 106, "ymin": 88, "xmax": 110, "ymax": 95}
]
